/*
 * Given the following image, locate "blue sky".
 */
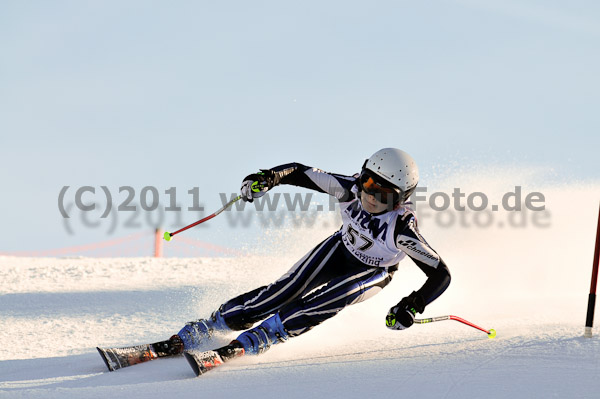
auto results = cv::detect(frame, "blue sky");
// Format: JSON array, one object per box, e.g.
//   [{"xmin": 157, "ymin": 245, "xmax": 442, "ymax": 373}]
[{"xmin": 1, "ymin": 0, "xmax": 598, "ymax": 252}]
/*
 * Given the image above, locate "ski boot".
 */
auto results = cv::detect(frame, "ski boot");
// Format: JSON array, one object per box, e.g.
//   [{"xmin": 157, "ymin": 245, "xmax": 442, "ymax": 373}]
[
  {"xmin": 178, "ymin": 309, "xmax": 231, "ymax": 351},
  {"xmin": 183, "ymin": 314, "xmax": 289, "ymax": 376},
  {"xmin": 234, "ymin": 313, "xmax": 289, "ymax": 355}
]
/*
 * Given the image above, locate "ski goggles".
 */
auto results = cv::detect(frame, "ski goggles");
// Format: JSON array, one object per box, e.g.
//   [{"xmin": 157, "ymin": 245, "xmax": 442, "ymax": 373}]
[{"xmin": 358, "ymin": 169, "xmax": 402, "ymax": 204}]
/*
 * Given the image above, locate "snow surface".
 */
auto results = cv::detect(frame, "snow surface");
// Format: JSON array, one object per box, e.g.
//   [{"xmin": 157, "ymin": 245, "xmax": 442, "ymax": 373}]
[{"xmin": 1, "ymin": 178, "xmax": 600, "ymax": 398}]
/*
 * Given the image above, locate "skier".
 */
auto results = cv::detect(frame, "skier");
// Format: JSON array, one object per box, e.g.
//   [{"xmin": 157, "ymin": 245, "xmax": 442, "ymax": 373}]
[
  {"xmin": 177, "ymin": 148, "xmax": 450, "ymax": 358},
  {"xmin": 97, "ymin": 148, "xmax": 452, "ymax": 373}
]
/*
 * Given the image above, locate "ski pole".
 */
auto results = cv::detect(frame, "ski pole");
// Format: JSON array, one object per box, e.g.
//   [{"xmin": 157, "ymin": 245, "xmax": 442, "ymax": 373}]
[
  {"xmin": 163, "ymin": 195, "xmax": 243, "ymax": 241},
  {"xmin": 414, "ymin": 315, "xmax": 496, "ymax": 338}
]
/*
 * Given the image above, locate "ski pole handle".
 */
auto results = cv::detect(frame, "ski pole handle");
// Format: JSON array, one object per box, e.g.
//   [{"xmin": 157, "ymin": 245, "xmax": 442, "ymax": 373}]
[{"xmin": 163, "ymin": 195, "xmax": 243, "ymax": 241}]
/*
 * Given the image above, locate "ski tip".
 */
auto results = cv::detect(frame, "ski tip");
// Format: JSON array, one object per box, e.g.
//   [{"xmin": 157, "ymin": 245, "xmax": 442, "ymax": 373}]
[
  {"xmin": 96, "ymin": 347, "xmax": 115, "ymax": 372},
  {"xmin": 183, "ymin": 351, "xmax": 201, "ymax": 377}
]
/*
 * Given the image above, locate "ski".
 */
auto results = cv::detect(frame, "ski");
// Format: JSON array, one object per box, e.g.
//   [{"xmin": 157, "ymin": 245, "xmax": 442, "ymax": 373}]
[
  {"xmin": 184, "ymin": 342, "xmax": 245, "ymax": 376},
  {"xmin": 97, "ymin": 335, "xmax": 183, "ymax": 371}
]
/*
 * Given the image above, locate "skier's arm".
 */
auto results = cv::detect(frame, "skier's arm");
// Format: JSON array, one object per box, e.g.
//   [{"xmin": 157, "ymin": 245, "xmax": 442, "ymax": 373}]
[
  {"xmin": 394, "ymin": 213, "xmax": 451, "ymax": 307},
  {"xmin": 244, "ymin": 163, "xmax": 357, "ymax": 202},
  {"xmin": 385, "ymin": 213, "xmax": 451, "ymax": 331}
]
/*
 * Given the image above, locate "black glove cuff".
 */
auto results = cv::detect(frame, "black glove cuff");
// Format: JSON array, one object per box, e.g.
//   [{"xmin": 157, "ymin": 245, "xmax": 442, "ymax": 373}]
[
  {"xmin": 259, "ymin": 169, "xmax": 276, "ymax": 189},
  {"xmin": 402, "ymin": 291, "xmax": 425, "ymax": 314}
]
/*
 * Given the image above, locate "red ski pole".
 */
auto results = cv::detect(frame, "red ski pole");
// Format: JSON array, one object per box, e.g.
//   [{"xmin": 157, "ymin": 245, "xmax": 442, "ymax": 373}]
[
  {"xmin": 163, "ymin": 195, "xmax": 242, "ymax": 241},
  {"xmin": 415, "ymin": 315, "xmax": 496, "ymax": 338}
]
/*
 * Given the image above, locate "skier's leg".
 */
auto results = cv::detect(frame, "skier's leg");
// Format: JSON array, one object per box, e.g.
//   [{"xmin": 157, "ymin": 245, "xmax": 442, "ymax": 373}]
[
  {"xmin": 178, "ymin": 233, "xmax": 342, "ymax": 350},
  {"xmin": 218, "ymin": 233, "xmax": 342, "ymax": 329},
  {"xmin": 232, "ymin": 266, "xmax": 393, "ymax": 355},
  {"xmin": 280, "ymin": 266, "xmax": 393, "ymax": 337}
]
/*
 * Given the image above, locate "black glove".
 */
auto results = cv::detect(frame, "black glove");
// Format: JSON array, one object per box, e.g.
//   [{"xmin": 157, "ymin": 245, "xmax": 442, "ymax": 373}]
[
  {"xmin": 240, "ymin": 169, "xmax": 276, "ymax": 202},
  {"xmin": 386, "ymin": 291, "xmax": 425, "ymax": 331}
]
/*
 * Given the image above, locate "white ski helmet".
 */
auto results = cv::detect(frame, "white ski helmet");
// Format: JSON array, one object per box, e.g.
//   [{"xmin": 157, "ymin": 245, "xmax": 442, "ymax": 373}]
[{"xmin": 361, "ymin": 148, "xmax": 419, "ymax": 203}]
